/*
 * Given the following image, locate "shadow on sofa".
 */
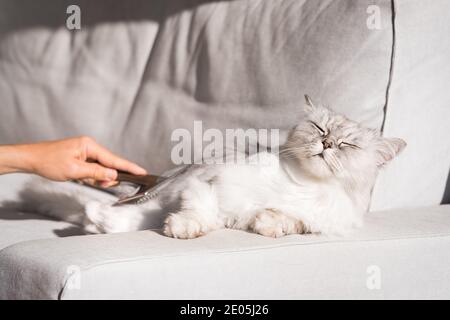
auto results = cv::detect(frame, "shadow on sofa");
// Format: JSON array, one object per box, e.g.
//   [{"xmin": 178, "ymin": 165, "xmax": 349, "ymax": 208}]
[
  {"xmin": 0, "ymin": 183, "xmax": 169, "ymax": 238},
  {"xmin": 0, "ymin": 188, "xmax": 86, "ymax": 237},
  {"xmin": 442, "ymin": 168, "xmax": 450, "ymax": 205},
  {"xmin": 0, "ymin": 0, "xmax": 230, "ymax": 33},
  {"xmin": 0, "ymin": 206, "xmax": 85, "ymax": 237}
]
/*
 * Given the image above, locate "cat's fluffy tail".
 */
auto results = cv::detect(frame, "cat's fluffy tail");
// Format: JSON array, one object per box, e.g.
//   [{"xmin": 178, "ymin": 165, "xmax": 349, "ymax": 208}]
[
  {"xmin": 3, "ymin": 177, "xmax": 117, "ymax": 229},
  {"xmin": 5, "ymin": 177, "xmax": 165, "ymax": 234}
]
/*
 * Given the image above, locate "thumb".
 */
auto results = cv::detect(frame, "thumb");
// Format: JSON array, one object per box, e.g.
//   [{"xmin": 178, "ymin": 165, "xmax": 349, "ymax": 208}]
[{"xmin": 76, "ymin": 162, "xmax": 117, "ymax": 181}]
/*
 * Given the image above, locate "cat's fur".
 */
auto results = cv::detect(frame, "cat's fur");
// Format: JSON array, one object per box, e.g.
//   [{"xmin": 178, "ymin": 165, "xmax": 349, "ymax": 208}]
[{"xmin": 21, "ymin": 97, "xmax": 406, "ymax": 238}]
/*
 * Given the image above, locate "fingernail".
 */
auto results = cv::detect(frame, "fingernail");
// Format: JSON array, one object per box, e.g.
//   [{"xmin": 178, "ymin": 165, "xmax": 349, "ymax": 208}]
[
  {"xmin": 136, "ymin": 166, "xmax": 147, "ymax": 175},
  {"xmin": 100, "ymin": 181, "xmax": 118, "ymax": 188},
  {"xmin": 106, "ymin": 169, "xmax": 117, "ymax": 181}
]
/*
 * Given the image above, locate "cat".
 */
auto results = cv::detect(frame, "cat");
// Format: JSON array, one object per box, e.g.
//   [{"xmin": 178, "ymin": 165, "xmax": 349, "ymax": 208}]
[{"xmin": 19, "ymin": 95, "xmax": 406, "ymax": 238}]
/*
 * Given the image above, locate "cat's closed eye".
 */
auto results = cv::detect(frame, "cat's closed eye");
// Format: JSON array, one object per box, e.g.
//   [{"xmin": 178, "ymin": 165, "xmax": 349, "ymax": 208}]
[
  {"xmin": 309, "ymin": 121, "xmax": 325, "ymax": 135},
  {"xmin": 338, "ymin": 141, "xmax": 360, "ymax": 149}
]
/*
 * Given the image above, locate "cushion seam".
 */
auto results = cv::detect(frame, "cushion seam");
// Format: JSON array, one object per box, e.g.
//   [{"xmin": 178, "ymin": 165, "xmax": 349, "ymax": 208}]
[{"xmin": 380, "ymin": 0, "xmax": 397, "ymax": 134}]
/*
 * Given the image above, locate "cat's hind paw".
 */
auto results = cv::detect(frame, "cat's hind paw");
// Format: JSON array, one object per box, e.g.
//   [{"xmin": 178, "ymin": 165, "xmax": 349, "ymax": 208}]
[
  {"xmin": 250, "ymin": 209, "xmax": 306, "ymax": 238},
  {"xmin": 85, "ymin": 201, "xmax": 145, "ymax": 233}
]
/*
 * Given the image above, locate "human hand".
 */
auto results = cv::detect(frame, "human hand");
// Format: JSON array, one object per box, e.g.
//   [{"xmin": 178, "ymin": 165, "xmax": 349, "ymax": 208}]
[{"xmin": 1, "ymin": 136, "xmax": 147, "ymax": 187}]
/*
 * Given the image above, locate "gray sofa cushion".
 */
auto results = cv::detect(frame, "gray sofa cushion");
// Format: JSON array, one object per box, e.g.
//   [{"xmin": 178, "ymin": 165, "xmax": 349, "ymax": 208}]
[
  {"xmin": 370, "ymin": 0, "xmax": 450, "ymax": 210},
  {"xmin": 1, "ymin": 202, "xmax": 450, "ymax": 299}
]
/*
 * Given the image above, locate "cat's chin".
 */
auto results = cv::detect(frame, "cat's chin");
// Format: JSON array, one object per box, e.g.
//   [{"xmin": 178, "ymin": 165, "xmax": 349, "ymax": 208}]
[{"xmin": 300, "ymin": 156, "xmax": 334, "ymax": 180}]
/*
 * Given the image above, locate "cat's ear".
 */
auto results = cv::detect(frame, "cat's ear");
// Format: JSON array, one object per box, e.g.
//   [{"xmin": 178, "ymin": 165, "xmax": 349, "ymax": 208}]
[
  {"xmin": 375, "ymin": 137, "xmax": 407, "ymax": 166},
  {"xmin": 304, "ymin": 94, "xmax": 316, "ymax": 112}
]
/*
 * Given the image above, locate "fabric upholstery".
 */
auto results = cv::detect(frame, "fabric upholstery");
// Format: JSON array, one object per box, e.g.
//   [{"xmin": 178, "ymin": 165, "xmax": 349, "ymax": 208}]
[
  {"xmin": 1, "ymin": 204, "xmax": 449, "ymax": 299},
  {"xmin": 371, "ymin": 0, "xmax": 450, "ymax": 210}
]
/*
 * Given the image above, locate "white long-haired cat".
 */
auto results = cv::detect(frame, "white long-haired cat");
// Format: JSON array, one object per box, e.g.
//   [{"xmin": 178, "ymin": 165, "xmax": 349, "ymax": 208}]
[{"xmin": 18, "ymin": 96, "xmax": 405, "ymax": 238}]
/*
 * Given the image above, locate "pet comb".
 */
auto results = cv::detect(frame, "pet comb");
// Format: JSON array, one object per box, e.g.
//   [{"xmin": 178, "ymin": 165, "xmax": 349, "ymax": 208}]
[
  {"xmin": 113, "ymin": 165, "xmax": 191, "ymax": 206},
  {"xmin": 113, "ymin": 172, "xmax": 161, "ymax": 206}
]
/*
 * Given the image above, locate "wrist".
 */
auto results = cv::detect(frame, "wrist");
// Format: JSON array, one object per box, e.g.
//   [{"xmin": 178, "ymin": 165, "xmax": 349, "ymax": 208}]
[{"xmin": 0, "ymin": 144, "xmax": 36, "ymax": 174}]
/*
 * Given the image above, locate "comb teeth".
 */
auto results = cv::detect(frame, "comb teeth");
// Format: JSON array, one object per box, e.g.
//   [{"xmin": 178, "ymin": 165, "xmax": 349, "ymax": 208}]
[
  {"xmin": 135, "ymin": 191, "xmax": 159, "ymax": 204},
  {"xmin": 114, "ymin": 165, "xmax": 193, "ymax": 206}
]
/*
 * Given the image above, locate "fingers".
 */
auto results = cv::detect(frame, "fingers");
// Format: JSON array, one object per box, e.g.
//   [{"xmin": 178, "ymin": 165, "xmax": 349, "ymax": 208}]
[
  {"xmin": 84, "ymin": 139, "xmax": 147, "ymax": 175},
  {"xmin": 99, "ymin": 180, "xmax": 119, "ymax": 188},
  {"xmin": 80, "ymin": 178, "xmax": 119, "ymax": 188},
  {"xmin": 80, "ymin": 178, "xmax": 97, "ymax": 186},
  {"xmin": 76, "ymin": 162, "xmax": 117, "ymax": 182}
]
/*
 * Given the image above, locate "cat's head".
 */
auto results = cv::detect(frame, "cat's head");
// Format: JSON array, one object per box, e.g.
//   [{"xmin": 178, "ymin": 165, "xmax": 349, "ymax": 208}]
[{"xmin": 282, "ymin": 95, "xmax": 406, "ymax": 184}]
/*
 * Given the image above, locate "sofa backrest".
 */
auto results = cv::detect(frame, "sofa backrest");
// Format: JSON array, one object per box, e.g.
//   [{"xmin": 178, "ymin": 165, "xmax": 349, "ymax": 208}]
[
  {"xmin": 370, "ymin": 0, "xmax": 450, "ymax": 210},
  {"xmin": 1, "ymin": 0, "xmax": 448, "ymax": 210}
]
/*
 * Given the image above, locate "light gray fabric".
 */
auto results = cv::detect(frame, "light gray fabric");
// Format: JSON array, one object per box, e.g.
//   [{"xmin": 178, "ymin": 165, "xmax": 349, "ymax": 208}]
[
  {"xmin": 0, "ymin": 202, "xmax": 449, "ymax": 299},
  {"xmin": 0, "ymin": 0, "xmax": 161, "ymax": 154},
  {"xmin": 370, "ymin": 0, "xmax": 450, "ymax": 210}
]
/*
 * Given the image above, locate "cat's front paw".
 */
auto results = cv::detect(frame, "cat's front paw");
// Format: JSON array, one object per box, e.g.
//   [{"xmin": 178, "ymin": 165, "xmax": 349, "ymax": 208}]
[
  {"xmin": 250, "ymin": 209, "xmax": 306, "ymax": 238},
  {"xmin": 163, "ymin": 212, "xmax": 206, "ymax": 239}
]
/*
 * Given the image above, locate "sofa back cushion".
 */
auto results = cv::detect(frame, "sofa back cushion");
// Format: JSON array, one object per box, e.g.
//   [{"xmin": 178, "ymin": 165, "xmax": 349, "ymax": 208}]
[
  {"xmin": 2, "ymin": 0, "xmax": 420, "ymax": 211},
  {"xmin": 0, "ymin": 0, "xmax": 162, "ymax": 151},
  {"xmin": 370, "ymin": 0, "xmax": 450, "ymax": 210}
]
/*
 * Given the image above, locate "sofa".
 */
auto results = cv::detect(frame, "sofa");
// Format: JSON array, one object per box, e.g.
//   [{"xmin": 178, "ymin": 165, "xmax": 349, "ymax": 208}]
[{"xmin": 0, "ymin": 0, "xmax": 449, "ymax": 299}]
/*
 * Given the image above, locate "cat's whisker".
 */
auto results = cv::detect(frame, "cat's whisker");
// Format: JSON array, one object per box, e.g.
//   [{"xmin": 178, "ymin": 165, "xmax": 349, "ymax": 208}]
[
  {"xmin": 279, "ymin": 150, "xmax": 303, "ymax": 159},
  {"xmin": 322, "ymin": 150, "xmax": 344, "ymax": 174}
]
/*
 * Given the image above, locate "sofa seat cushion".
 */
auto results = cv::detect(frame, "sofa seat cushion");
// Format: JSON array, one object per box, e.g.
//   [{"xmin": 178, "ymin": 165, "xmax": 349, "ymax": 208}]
[
  {"xmin": 0, "ymin": 198, "xmax": 449, "ymax": 299},
  {"xmin": 0, "ymin": 210, "xmax": 84, "ymax": 251}
]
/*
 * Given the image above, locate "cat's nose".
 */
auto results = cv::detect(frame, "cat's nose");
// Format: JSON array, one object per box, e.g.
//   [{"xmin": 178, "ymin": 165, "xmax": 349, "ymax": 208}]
[{"xmin": 322, "ymin": 139, "xmax": 334, "ymax": 149}]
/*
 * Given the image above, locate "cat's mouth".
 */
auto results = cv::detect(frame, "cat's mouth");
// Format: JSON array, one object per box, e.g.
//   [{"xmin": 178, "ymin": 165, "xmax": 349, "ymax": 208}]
[{"xmin": 312, "ymin": 152, "xmax": 324, "ymax": 158}]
